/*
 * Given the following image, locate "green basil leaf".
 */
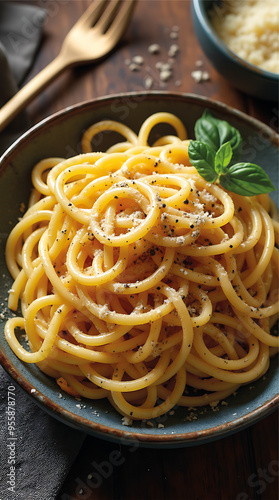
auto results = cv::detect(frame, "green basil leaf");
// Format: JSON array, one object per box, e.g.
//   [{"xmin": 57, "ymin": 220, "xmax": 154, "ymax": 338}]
[
  {"xmin": 215, "ymin": 120, "xmax": 242, "ymax": 162},
  {"xmin": 188, "ymin": 140, "xmax": 218, "ymax": 183},
  {"xmin": 219, "ymin": 163, "xmax": 276, "ymax": 196},
  {"xmin": 194, "ymin": 110, "xmax": 220, "ymax": 151},
  {"xmin": 195, "ymin": 109, "xmax": 242, "ymax": 162},
  {"xmin": 215, "ymin": 142, "xmax": 232, "ymax": 174}
]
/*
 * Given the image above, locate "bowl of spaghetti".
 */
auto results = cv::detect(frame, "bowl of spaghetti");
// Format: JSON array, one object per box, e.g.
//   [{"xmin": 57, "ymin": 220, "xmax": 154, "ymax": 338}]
[{"xmin": 0, "ymin": 91, "xmax": 278, "ymax": 447}]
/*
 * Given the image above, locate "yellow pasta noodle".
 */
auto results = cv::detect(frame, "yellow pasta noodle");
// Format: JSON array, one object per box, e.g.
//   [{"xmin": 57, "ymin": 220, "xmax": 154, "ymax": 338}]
[{"xmin": 4, "ymin": 112, "xmax": 279, "ymax": 420}]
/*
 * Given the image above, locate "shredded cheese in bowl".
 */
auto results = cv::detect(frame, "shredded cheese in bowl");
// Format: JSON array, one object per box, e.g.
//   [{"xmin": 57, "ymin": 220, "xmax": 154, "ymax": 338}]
[{"xmin": 210, "ymin": 0, "xmax": 279, "ymax": 74}]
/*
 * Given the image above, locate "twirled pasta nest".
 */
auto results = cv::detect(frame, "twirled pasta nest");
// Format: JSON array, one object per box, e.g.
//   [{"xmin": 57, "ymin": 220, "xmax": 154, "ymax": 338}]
[{"xmin": 5, "ymin": 112, "xmax": 279, "ymax": 420}]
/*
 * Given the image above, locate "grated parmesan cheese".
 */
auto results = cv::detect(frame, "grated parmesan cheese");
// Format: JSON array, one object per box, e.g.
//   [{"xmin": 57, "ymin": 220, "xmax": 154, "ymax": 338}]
[
  {"xmin": 210, "ymin": 0, "xmax": 279, "ymax": 73},
  {"xmin": 122, "ymin": 416, "xmax": 133, "ymax": 426},
  {"xmin": 98, "ymin": 304, "xmax": 109, "ymax": 319}
]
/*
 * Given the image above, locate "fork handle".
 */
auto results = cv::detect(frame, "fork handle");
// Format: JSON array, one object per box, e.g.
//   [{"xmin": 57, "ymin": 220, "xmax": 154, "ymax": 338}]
[{"xmin": 0, "ymin": 55, "xmax": 68, "ymax": 134}]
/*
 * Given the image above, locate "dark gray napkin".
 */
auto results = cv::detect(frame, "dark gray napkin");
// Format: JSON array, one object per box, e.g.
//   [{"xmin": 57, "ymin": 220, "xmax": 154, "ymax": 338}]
[
  {"xmin": 0, "ymin": 1, "xmax": 44, "ymax": 154},
  {"xmin": 0, "ymin": 1, "xmax": 46, "ymax": 86},
  {"xmin": 0, "ymin": 367, "xmax": 85, "ymax": 500},
  {"xmin": 0, "ymin": 3, "xmax": 86, "ymax": 499}
]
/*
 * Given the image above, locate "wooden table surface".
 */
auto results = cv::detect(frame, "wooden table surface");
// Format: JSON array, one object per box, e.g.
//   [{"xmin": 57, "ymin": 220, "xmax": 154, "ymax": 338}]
[{"xmin": 21, "ymin": 1, "xmax": 279, "ymax": 499}]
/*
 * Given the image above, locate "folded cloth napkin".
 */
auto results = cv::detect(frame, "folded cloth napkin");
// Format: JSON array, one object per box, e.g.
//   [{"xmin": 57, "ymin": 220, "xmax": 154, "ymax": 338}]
[
  {"xmin": 0, "ymin": 367, "xmax": 86, "ymax": 500},
  {"xmin": 0, "ymin": 1, "xmax": 44, "ymax": 154},
  {"xmin": 0, "ymin": 3, "xmax": 86, "ymax": 499}
]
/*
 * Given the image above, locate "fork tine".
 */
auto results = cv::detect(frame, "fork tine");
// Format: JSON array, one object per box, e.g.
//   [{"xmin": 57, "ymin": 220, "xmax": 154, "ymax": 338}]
[
  {"xmin": 94, "ymin": 0, "xmax": 123, "ymax": 33},
  {"xmin": 74, "ymin": 0, "xmax": 108, "ymax": 29},
  {"xmin": 0, "ymin": 0, "xmax": 137, "ymax": 132},
  {"xmin": 106, "ymin": 0, "xmax": 137, "ymax": 39}
]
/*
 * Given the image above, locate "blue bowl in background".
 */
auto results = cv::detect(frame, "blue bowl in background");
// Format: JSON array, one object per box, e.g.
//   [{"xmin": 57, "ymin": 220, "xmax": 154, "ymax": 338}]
[{"xmin": 191, "ymin": 0, "xmax": 279, "ymax": 101}]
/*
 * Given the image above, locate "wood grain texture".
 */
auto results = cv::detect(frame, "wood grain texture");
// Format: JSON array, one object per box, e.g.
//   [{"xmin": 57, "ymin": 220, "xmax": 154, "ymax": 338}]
[
  {"xmin": 17, "ymin": 2, "xmax": 279, "ymax": 499},
  {"xmin": 57, "ymin": 411, "xmax": 278, "ymax": 500}
]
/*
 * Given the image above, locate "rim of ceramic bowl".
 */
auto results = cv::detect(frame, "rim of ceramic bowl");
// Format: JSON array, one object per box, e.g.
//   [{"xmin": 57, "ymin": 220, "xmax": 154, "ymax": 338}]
[
  {"xmin": 0, "ymin": 91, "xmax": 278, "ymax": 447},
  {"xmin": 192, "ymin": 0, "xmax": 279, "ymax": 81},
  {"xmin": 1, "ymin": 351, "xmax": 278, "ymax": 447},
  {"xmin": 1, "ymin": 91, "xmax": 278, "ymax": 167}
]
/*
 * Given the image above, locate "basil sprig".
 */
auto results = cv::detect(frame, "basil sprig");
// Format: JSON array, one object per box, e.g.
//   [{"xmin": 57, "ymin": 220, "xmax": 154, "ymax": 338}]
[
  {"xmin": 195, "ymin": 109, "xmax": 242, "ymax": 162},
  {"xmin": 188, "ymin": 110, "xmax": 275, "ymax": 196}
]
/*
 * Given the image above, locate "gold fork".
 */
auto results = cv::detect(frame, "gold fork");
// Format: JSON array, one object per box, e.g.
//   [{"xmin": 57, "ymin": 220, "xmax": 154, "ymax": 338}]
[{"xmin": 0, "ymin": 0, "xmax": 136, "ymax": 133}]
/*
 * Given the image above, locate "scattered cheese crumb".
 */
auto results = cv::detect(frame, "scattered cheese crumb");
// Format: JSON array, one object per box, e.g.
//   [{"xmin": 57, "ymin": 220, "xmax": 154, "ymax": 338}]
[
  {"xmin": 191, "ymin": 70, "xmax": 210, "ymax": 83},
  {"xmin": 98, "ymin": 304, "xmax": 109, "ymax": 319},
  {"xmin": 209, "ymin": 401, "xmax": 219, "ymax": 408},
  {"xmin": 132, "ymin": 55, "xmax": 144, "ymax": 66},
  {"xmin": 168, "ymin": 43, "xmax": 179, "ymax": 58},
  {"xmin": 148, "ymin": 43, "xmax": 161, "ymax": 54},
  {"xmin": 186, "ymin": 412, "xmax": 198, "ymax": 422},
  {"xmin": 195, "ymin": 59, "xmax": 203, "ymax": 67},
  {"xmin": 170, "ymin": 31, "xmax": 178, "ymax": 40},
  {"xmin": 122, "ymin": 416, "xmax": 133, "ymax": 426},
  {"xmin": 144, "ymin": 76, "xmax": 154, "ymax": 89},
  {"xmin": 160, "ymin": 69, "xmax": 172, "ymax": 82},
  {"xmin": 129, "ymin": 62, "xmax": 140, "ymax": 71}
]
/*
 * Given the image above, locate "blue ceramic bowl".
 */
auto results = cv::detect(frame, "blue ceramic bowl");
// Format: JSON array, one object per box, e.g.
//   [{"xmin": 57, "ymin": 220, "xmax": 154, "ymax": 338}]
[
  {"xmin": 0, "ymin": 92, "xmax": 278, "ymax": 447},
  {"xmin": 191, "ymin": 0, "xmax": 279, "ymax": 101}
]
